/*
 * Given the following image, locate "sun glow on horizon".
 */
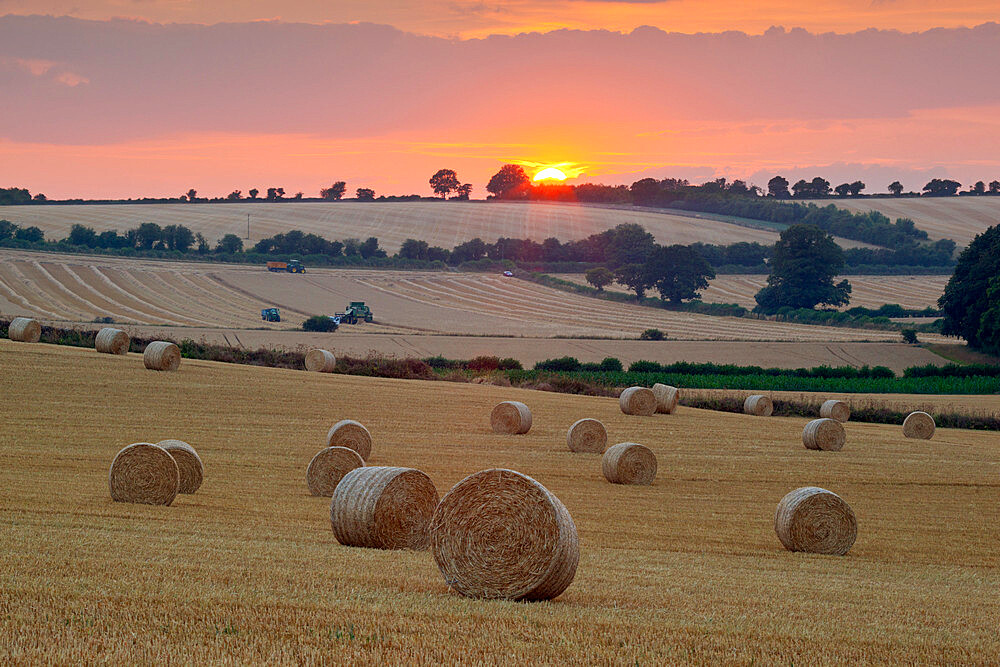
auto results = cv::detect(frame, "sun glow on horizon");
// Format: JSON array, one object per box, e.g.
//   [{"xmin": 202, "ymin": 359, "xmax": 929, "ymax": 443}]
[{"xmin": 533, "ymin": 166, "xmax": 568, "ymax": 181}]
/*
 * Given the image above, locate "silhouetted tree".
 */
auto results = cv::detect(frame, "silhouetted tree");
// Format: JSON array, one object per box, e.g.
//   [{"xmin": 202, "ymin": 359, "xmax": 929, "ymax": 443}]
[
  {"xmin": 248, "ymin": 188, "xmax": 259, "ymax": 200},
  {"xmin": 226, "ymin": 190, "xmax": 242, "ymax": 201},
  {"xmin": 320, "ymin": 182, "xmax": 346, "ymax": 201},
  {"xmin": 266, "ymin": 187, "xmax": 285, "ymax": 201},
  {"xmin": 922, "ymin": 178, "xmax": 961, "ymax": 196},
  {"xmin": 186, "ymin": 188, "xmax": 197, "ymax": 202},
  {"xmin": 630, "ymin": 178, "xmax": 662, "ymax": 204},
  {"xmin": 585, "ymin": 267, "xmax": 613, "ymax": 292},
  {"xmin": 834, "ymin": 183, "xmax": 851, "ymax": 197},
  {"xmin": 32, "ymin": 193, "xmax": 46, "ymax": 202},
  {"xmin": 990, "ymin": 180, "xmax": 1000, "ymax": 194},
  {"xmin": 0, "ymin": 187, "xmax": 32, "ymax": 205},
  {"xmin": 356, "ymin": 188, "xmax": 375, "ymax": 201},
  {"xmin": 970, "ymin": 181, "xmax": 986, "ymax": 195},
  {"xmin": 754, "ymin": 224, "xmax": 851, "ymax": 312},
  {"xmin": 429, "ymin": 169, "xmax": 460, "ymax": 198},
  {"xmin": 454, "ymin": 183, "xmax": 473, "ymax": 200},
  {"xmin": 888, "ymin": 181, "xmax": 904, "ymax": 196},
  {"xmin": 645, "ymin": 244, "xmax": 716, "ymax": 304},
  {"xmin": 767, "ymin": 176, "xmax": 791, "ymax": 199},
  {"xmin": 848, "ymin": 181, "xmax": 865, "ymax": 196},
  {"xmin": 939, "ymin": 224, "xmax": 1000, "ymax": 352},
  {"xmin": 486, "ymin": 164, "xmax": 530, "ymax": 199}
]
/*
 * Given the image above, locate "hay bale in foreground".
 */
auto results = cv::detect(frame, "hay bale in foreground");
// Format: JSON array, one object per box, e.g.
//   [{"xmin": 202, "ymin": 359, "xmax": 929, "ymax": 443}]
[
  {"xmin": 819, "ymin": 399, "xmax": 850, "ymax": 423},
  {"xmin": 774, "ymin": 486, "xmax": 857, "ymax": 555},
  {"xmin": 331, "ymin": 466, "xmax": 439, "ymax": 550},
  {"xmin": 903, "ymin": 411, "xmax": 935, "ymax": 439},
  {"xmin": 307, "ymin": 446, "xmax": 364, "ymax": 496},
  {"xmin": 619, "ymin": 387, "xmax": 656, "ymax": 416},
  {"xmin": 802, "ymin": 418, "xmax": 846, "ymax": 451},
  {"xmin": 430, "ymin": 468, "xmax": 579, "ymax": 600},
  {"xmin": 326, "ymin": 419, "xmax": 373, "ymax": 460},
  {"xmin": 652, "ymin": 383, "xmax": 679, "ymax": 414},
  {"xmin": 143, "ymin": 341, "xmax": 181, "ymax": 371},
  {"xmin": 156, "ymin": 439, "xmax": 204, "ymax": 494},
  {"xmin": 108, "ymin": 443, "xmax": 179, "ymax": 506},
  {"xmin": 491, "ymin": 401, "xmax": 532, "ymax": 434},
  {"xmin": 743, "ymin": 394, "xmax": 773, "ymax": 417},
  {"xmin": 566, "ymin": 418, "xmax": 607, "ymax": 453},
  {"xmin": 602, "ymin": 442, "xmax": 657, "ymax": 485},
  {"xmin": 305, "ymin": 348, "xmax": 337, "ymax": 373},
  {"xmin": 95, "ymin": 327, "xmax": 130, "ymax": 355},
  {"xmin": 8, "ymin": 317, "xmax": 41, "ymax": 343}
]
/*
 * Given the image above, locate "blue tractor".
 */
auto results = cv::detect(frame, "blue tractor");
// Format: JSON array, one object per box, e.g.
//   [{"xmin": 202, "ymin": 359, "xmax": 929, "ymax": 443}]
[{"xmin": 261, "ymin": 307, "xmax": 281, "ymax": 322}]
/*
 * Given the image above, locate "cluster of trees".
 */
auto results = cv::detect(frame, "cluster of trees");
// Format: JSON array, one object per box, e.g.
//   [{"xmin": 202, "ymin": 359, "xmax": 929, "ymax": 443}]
[
  {"xmin": 939, "ymin": 225, "xmax": 1000, "ymax": 354},
  {"xmin": 753, "ymin": 225, "xmax": 852, "ymax": 313},
  {"xmin": 0, "ymin": 187, "xmax": 45, "ymax": 204},
  {"xmin": 252, "ymin": 231, "xmax": 386, "ymax": 259},
  {"xmin": 0, "ymin": 219, "xmax": 43, "ymax": 242}
]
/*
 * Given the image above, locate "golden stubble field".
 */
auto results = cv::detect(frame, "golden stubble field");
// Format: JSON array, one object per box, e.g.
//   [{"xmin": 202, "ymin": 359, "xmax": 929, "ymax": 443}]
[{"xmin": 2, "ymin": 340, "xmax": 999, "ymax": 663}]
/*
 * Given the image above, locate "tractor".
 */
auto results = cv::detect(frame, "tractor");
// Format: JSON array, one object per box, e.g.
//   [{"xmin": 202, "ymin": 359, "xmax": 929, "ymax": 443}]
[
  {"xmin": 335, "ymin": 301, "xmax": 373, "ymax": 324},
  {"xmin": 266, "ymin": 259, "xmax": 306, "ymax": 273},
  {"xmin": 261, "ymin": 307, "xmax": 281, "ymax": 322}
]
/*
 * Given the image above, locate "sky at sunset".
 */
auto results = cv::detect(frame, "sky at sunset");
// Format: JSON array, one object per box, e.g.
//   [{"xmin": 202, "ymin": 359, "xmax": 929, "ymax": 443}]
[{"xmin": 1, "ymin": 2, "xmax": 999, "ymax": 199}]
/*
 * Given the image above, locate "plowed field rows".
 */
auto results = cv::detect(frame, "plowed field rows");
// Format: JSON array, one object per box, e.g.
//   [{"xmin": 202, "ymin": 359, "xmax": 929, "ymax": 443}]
[
  {"xmin": 0, "ymin": 250, "xmax": 950, "ymax": 343},
  {"xmin": 807, "ymin": 196, "xmax": 1000, "ymax": 246},
  {"xmin": 554, "ymin": 273, "xmax": 949, "ymax": 310},
  {"xmin": 0, "ymin": 201, "xmax": 784, "ymax": 252}
]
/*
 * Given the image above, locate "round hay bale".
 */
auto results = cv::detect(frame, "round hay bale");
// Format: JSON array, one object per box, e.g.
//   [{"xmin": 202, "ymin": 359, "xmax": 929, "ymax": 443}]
[
  {"xmin": 307, "ymin": 446, "xmax": 364, "ymax": 496},
  {"xmin": 156, "ymin": 439, "xmax": 204, "ymax": 494},
  {"xmin": 143, "ymin": 341, "xmax": 181, "ymax": 371},
  {"xmin": 819, "ymin": 399, "xmax": 850, "ymax": 423},
  {"xmin": 566, "ymin": 418, "xmax": 607, "ymax": 453},
  {"xmin": 619, "ymin": 386, "xmax": 656, "ymax": 416},
  {"xmin": 743, "ymin": 394, "xmax": 773, "ymax": 417},
  {"xmin": 8, "ymin": 317, "xmax": 41, "ymax": 343},
  {"xmin": 652, "ymin": 383, "xmax": 679, "ymax": 414},
  {"xmin": 774, "ymin": 486, "xmax": 857, "ymax": 555},
  {"xmin": 304, "ymin": 348, "xmax": 337, "ymax": 373},
  {"xmin": 429, "ymin": 468, "xmax": 579, "ymax": 600},
  {"xmin": 95, "ymin": 327, "xmax": 130, "ymax": 355},
  {"xmin": 602, "ymin": 442, "xmax": 657, "ymax": 485},
  {"xmin": 490, "ymin": 401, "xmax": 532, "ymax": 434},
  {"xmin": 326, "ymin": 419, "xmax": 372, "ymax": 460},
  {"xmin": 903, "ymin": 411, "xmax": 935, "ymax": 439},
  {"xmin": 108, "ymin": 443, "xmax": 179, "ymax": 506},
  {"xmin": 802, "ymin": 418, "xmax": 846, "ymax": 451},
  {"xmin": 330, "ymin": 466, "xmax": 439, "ymax": 550}
]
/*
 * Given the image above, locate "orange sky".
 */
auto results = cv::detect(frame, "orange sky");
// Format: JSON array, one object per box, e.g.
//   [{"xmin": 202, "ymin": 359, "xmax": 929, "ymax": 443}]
[{"xmin": 1, "ymin": 8, "xmax": 999, "ymax": 199}]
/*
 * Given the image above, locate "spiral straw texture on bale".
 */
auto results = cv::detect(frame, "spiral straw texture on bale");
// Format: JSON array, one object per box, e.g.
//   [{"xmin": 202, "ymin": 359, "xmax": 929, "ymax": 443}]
[
  {"xmin": 429, "ymin": 468, "xmax": 579, "ymax": 601},
  {"xmin": 326, "ymin": 419, "xmax": 373, "ymax": 460},
  {"xmin": 602, "ymin": 442, "xmax": 657, "ymax": 485},
  {"xmin": 307, "ymin": 446, "xmax": 364, "ymax": 496},
  {"xmin": 566, "ymin": 418, "xmax": 607, "ymax": 453},
  {"xmin": 652, "ymin": 383, "xmax": 679, "ymax": 414},
  {"xmin": 802, "ymin": 418, "xmax": 846, "ymax": 451},
  {"xmin": 619, "ymin": 387, "xmax": 657, "ymax": 416},
  {"xmin": 95, "ymin": 327, "xmax": 130, "ymax": 355},
  {"xmin": 743, "ymin": 394, "xmax": 773, "ymax": 417},
  {"xmin": 774, "ymin": 486, "xmax": 857, "ymax": 555},
  {"xmin": 156, "ymin": 439, "xmax": 204, "ymax": 494},
  {"xmin": 108, "ymin": 443, "xmax": 179, "ymax": 506},
  {"xmin": 330, "ymin": 466, "xmax": 439, "ymax": 550},
  {"xmin": 8, "ymin": 317, "xmax": 41, "ymax": 343},
  {"xmin": 143, "ymin": 341, "xmax": 181, "ymax": 371},
  {"xmin": 820, "ymin": 399, "xmax": 851, "ymax": 423},
  {"xmin": 490, "ymin": 401, "xmax": 532, "ymax": 434},
  {"xmin": 305, "ymin": 348, "xmax": 337, "ymax": 373},
  {"xmin": 903, "ymin": 411, "xmax": 936, "ymax": 439}
]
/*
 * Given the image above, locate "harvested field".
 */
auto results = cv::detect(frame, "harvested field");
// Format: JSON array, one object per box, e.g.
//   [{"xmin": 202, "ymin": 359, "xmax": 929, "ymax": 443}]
[
  {"xmin": 0, "ymin": 201, "xmax": 784, "ymax": 252},
  {"xmin": 0, "ymin": 250, "xmax": 950, "ymax": 344},
  {"xmin": 553, "ymin": 273, "xmax": 949, "ymax": 310},
  {"xmin": 3, "ymin": 340, "xmax": 1000, "ymax": 662},
  {"xmin": 806, "ymin": 197, "xmax": 1000, "ymax": 246}
]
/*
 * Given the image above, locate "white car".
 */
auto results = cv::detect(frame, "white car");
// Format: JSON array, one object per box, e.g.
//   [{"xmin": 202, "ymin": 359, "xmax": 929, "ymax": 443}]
[{"xmin": 502, "ymin": 270, "xmax": 514, "ymax": 277}]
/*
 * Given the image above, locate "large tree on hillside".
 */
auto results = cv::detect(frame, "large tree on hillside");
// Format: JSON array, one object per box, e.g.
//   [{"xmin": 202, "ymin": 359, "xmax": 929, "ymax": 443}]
[
  {"xmin": 486, "ymin": 164, "xmax": 530, "ymax": 199},
  {"xmin": 939, "ymin": 224, "xmax": 1000, "ymax": 353},
  {"xmin": 429, "ymin": 169, "xmax": 460, "ymax": 198},
  {"xmin": 321, "ymin": 181, "xmax": 346, "ymax": 200},
  {"xmin": 767, "ymin": 176, "xmax": 790, "ymax": 199},
  {"xmin": 754, "ymin": 224, "xmax": 852, "ymax": 312},
  {"xmin": 645, "ymin": 245, "xmax": 716, "ymax": 304}
]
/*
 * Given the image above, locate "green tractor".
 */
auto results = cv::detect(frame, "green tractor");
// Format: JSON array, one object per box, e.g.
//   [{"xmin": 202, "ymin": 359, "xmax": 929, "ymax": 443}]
[
  {"xmin": 260, "ymin": 307, "xmax": 281, "ymax": 322},
  {"xmin": 336, "ymin": 301, "xmax": 374, "ymax": 324}
]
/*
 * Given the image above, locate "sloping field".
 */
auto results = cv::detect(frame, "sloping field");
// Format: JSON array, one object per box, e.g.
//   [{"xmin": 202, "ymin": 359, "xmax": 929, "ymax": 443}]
[
  {"xmin": 806, "ymin": 196, "xmax": 1000, "ymax": 246},
  {"xmin": 0, "ymin": 250, "xmax": 948, "ymax": 343},
  {"xmin": 0, "ymin": 201, "xmax": 784, "ymax": 252},
  {"xmin": 554, "ymin": 273, "xmax": 949, "ymax": 310},
  {"xmin": 2, "ymin": 341, "xmax": 999, "ymax": 662}
]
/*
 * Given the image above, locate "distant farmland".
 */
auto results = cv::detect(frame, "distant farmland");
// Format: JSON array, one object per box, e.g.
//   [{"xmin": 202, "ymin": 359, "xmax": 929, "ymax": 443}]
[
  {"xmin": 0, "ymin": 201, "xmax": 784, "ymax": 253},
  {"xmin": 806, "ymin": 196, "xmax": 1000, "ymax": 246}
]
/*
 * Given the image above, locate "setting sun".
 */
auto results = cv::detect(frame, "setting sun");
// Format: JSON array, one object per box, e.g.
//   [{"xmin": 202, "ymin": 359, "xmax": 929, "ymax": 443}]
[{"xmin": 533, "ymin": 167, "xmax": 568, "ymax": 181}]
